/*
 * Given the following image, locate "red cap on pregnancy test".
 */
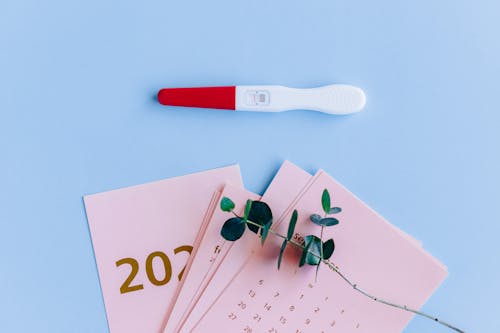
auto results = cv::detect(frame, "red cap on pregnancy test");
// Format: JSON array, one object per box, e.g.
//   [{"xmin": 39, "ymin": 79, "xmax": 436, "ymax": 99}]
[{"xmin": 157, "ymin": 86, "xmax": 236, "ymax": 110}]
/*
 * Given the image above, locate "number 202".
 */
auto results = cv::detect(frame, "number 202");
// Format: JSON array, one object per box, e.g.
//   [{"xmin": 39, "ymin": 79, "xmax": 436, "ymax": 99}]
[{"xmin": 115, "ymin": 245, "xmax": 193, "ymax": 294}]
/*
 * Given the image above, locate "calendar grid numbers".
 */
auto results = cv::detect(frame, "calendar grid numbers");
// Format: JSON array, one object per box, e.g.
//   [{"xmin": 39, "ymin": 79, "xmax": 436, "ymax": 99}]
[
  {"xmin": 219, "ymin": 273, "xmax": 367, "ymax": 333},
  {"xmin": 215, "ymin": 246, "xmax": 370, "ymax": 333}
]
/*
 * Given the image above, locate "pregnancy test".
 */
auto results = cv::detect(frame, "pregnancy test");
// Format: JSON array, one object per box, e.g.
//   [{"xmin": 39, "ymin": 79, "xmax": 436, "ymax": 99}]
[{"xmin": 157, "ymin": 84, "xmax": 366, "ymax": 115}]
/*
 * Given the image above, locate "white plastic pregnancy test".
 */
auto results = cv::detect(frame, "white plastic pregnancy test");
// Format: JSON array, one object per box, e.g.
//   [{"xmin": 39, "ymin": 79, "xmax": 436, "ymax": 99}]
[{"xmin": 157, "ymin": 84, "xmax": 366, "ymax": 115}]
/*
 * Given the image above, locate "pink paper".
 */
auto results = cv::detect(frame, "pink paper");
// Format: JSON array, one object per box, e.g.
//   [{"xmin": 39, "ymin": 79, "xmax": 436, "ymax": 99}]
[
  {"xmin": 83, "ymin": 165, "xmax": 243, "ymax": 333},
  {"xmin": 193, "ymin": 170, "xmax": 447, "ymax": 333}
]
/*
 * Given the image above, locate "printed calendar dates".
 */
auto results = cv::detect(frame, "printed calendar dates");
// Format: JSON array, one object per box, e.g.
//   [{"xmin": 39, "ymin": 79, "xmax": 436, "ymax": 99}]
[{"xmin": 224, "ymin": 278, "xmax": 361, "ymax": 332}]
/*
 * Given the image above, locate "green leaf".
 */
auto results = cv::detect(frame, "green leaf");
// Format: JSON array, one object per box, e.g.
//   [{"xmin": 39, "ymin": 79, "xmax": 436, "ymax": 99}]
[
  {"xmin": 299, "ymin": 239, "xmax": 312, "ymax": 267},
  {"xmin": 321, "ymin": 218, "xmax": 339, "ymax": 226},
  {"xmin": 315, "ymin": 259, "xmax": 321, "ymax": 281},
  {"xmin": 321, "ymin": 189, "xmax": 331, "ymax": 214},
  {"xmin": 220, "ymin": 197, "xmax": 235, "ymax": 212},
  {"xmin": 243, "ymin": 199, "xmax": 252, "ymax": 222},
  {"xmin": 277, "ymin": 239, "xmax": 287, "ymax": 270},
  {"xmin": 304, "ymin": 235, "xmax": 322, "ymax": 266},
  {"xmin": 309, "ymin": 214, "xmax": 322, "ymax": 224},
  {"xmin": 322, "ymin": 239, "xmax": 335, "ymax": 260},
  {"xmin": 328, "ymin": 207, "xmax": 342, "ymax": 214},
  {"xmin": 287, "ymin": 210, "xmax": 298, "ymax": 240},
  {"xmin": 247, "ymin": 201, "xmax": 273, "ymax": 234},
  {"xmin": 311, "ymin": 217, "xmax": 339, "ymax": 227},
  {"xmin": 220, "ymin": 217, "xmax": 245, "ymax": 241},
  {"xmin": 260, "ymin": 222, "xmax": 271, "ymax": 246}
]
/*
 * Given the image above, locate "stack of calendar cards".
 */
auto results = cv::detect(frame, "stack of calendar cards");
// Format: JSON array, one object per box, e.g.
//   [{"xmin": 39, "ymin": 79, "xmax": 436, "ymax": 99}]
[
  {"xmin": 84, "ymin": 161, "xmax": 447, "ymax": 333},
  {"xmin": 161, "ymin": 161, "xmax": 447, "ymax": 333}
]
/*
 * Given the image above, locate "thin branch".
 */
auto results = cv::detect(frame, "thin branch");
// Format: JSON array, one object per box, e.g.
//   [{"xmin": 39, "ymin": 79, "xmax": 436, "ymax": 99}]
[
  {"xmin": 321, "ymin": 260, "xmax": 465, "ymax": 333},
  {"xmin": 243, "ymin": 219, "xmax": 465, "ymax": 333}
]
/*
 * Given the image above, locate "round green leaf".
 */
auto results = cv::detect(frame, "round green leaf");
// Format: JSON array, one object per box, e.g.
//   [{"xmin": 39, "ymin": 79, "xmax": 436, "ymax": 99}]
[
  {"xmin": 309, "ymin": 214, "xmax": 322, "ymax": 224},
  {"xmin": 328, "ymin": 207, "xmax": 342, "ymax": 214},
  {"xmin": 247, "ymin": 201, "xmax": 273, "ymax": 234},
  {"xmin": 318, "ymin": 217, "xmax": 339, "ymax": 227},
  {"xmin": 220, "ymin": 217, "xmax": 245, "ymax": 241},
  {"xmin": 322, "ymin": 239, "xmax": 335, "ymax": 260},
  {"xmin": 321, "ymin": 189, "xmax": 331, "ymax": 214},
  {"xmin": 304, "ymin": 235, "xmax": 322, "ymax": 266},
  {"xmin": 220, "ymin": 197, "xmax": 235, "ymax": 212},
  {"xmin": 310, "ymin": 216, "xmax": 339, "ymax": 227}
]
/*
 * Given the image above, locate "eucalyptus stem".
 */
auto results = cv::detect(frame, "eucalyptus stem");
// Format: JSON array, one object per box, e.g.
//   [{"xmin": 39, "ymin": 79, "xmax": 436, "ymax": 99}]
[
  {"xmin": 244, "ymin": 219, "xmax": 465, "ymax": 333},
  {"xmin": 321, "ymin": 260, "xmax": 465, "ymax": 333}
]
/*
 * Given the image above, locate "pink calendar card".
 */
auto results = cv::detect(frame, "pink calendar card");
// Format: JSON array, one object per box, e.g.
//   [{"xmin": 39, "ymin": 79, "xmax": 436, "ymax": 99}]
[
  {"xmin": 192, "ymin": 170, "xmax": 448, "ymax": 333},
  {"xmin": 83, "ymin": 165, "xmax": 243, "ymax": 333}
]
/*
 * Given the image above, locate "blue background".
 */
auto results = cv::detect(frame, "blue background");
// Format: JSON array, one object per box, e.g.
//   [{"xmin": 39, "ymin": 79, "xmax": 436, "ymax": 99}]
[{"xmin": 1, "ymin": 0, "xmax": 498, "ymax": 332}]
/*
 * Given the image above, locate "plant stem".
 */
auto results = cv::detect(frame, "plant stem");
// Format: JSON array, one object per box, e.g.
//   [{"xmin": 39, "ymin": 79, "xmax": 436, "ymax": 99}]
[
  {"xmin": 321, "ymin": 260, "xmax": 465, "ymax": 333},
  {"xmin": 243, "ymin": 219, "xmax": 465, "ymax": 333}
]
